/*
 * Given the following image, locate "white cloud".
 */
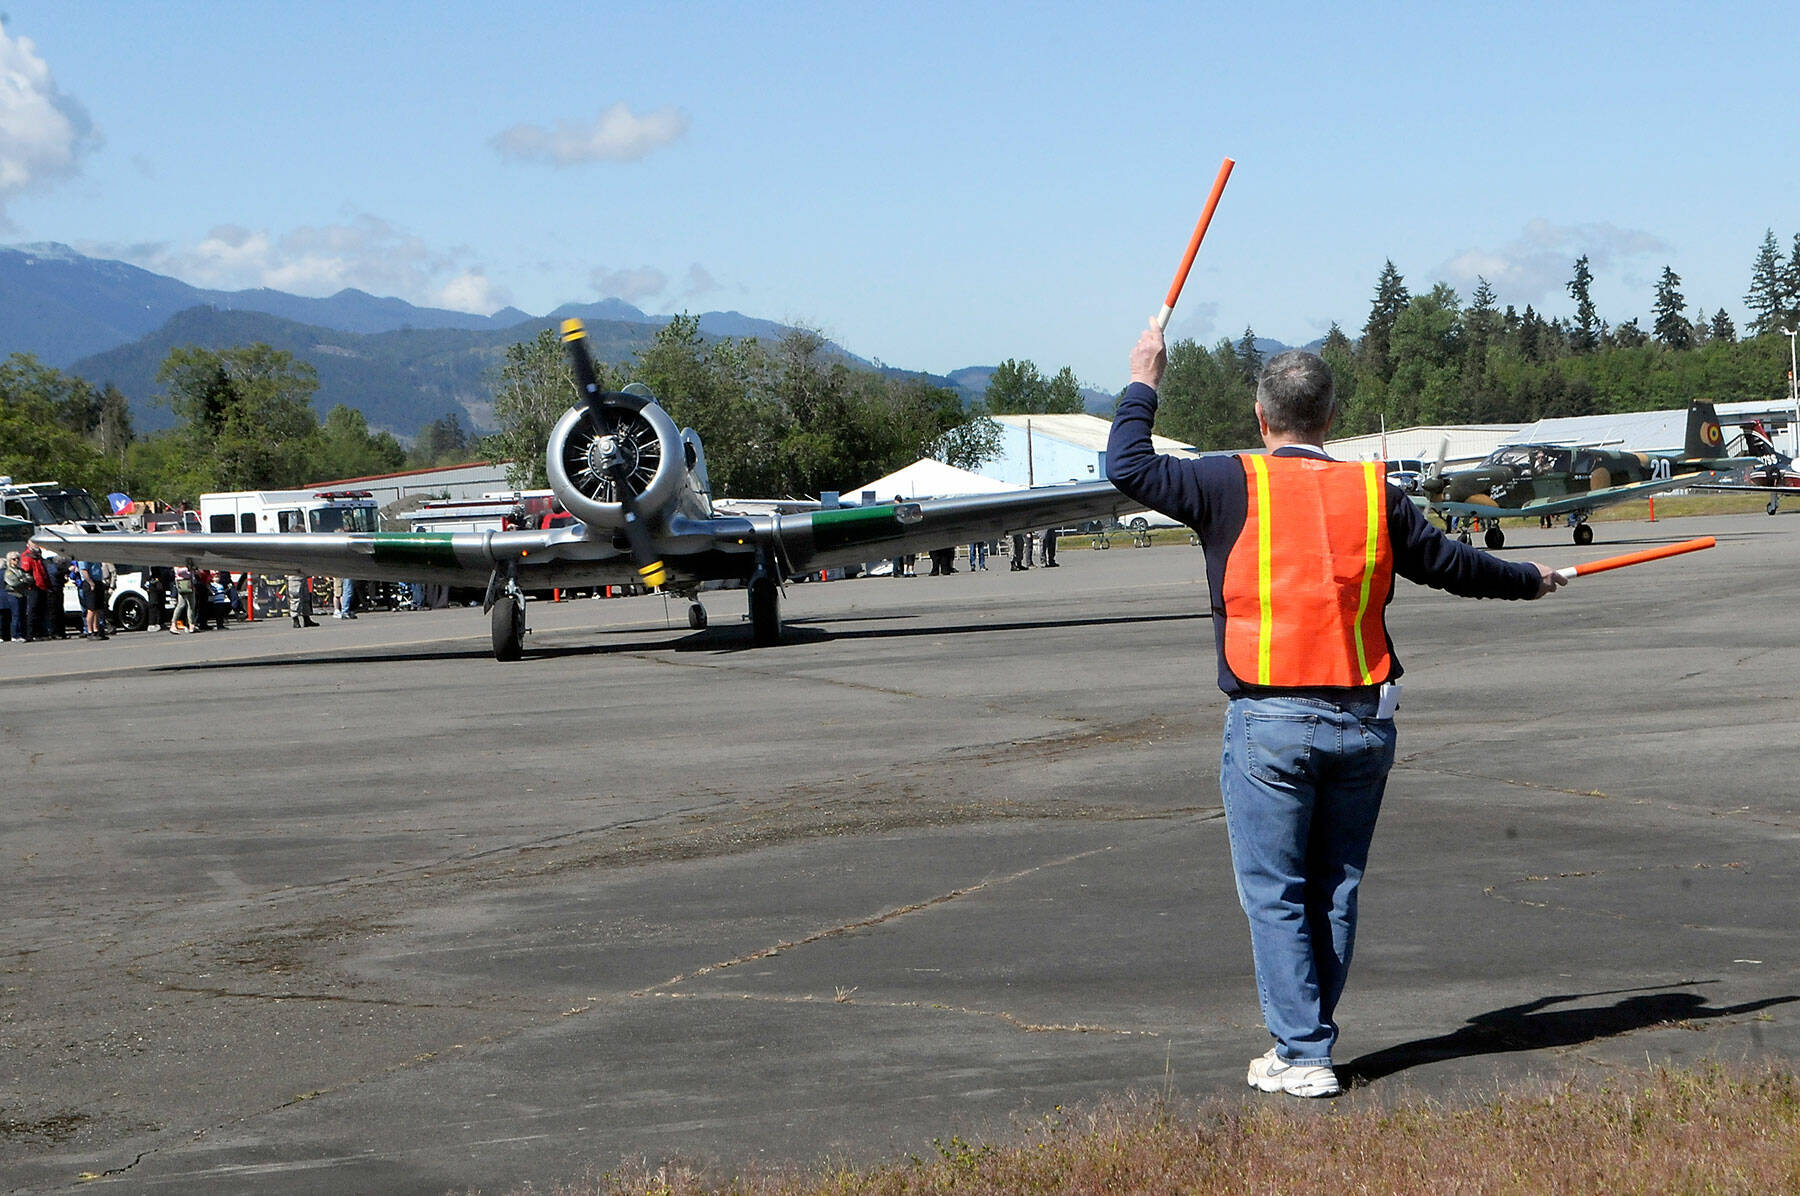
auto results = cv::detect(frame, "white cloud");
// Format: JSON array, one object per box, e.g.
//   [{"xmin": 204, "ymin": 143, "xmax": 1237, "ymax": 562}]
[
  {"xmin": 1436, "ymin": 219, "xmax": 1672, "ymax": 309},
  {"xmin": 1167, "ymin": 300, "xmax": 1221, "ymax": 345},
  {"xmin": 590, "ymin": 264, "xmax": 668, "ymax": 305},
  {"xmin": 491, "ymin": 102, "xmax": 689, "ymax": 165},
  {"xmin": 432, "ymin": 269, "xmax": 506, "ymax": 314},
  {"xmin": 677, "ymin": 263, "xmax": 717, "ymax": 302},
  {"xmin": 92, "ymin": 214, "xmax": 511, "ymax": 313},
  {"xmin": 0, "ymin": 19, "xmax": 101, "ymax": 226}
]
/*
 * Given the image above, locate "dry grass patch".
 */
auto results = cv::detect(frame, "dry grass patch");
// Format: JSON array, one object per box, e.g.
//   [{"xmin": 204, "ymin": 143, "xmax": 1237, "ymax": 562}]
[{"xmin": 490, "ymin": 1062, "xmax": 1800, "ymax": 1196}]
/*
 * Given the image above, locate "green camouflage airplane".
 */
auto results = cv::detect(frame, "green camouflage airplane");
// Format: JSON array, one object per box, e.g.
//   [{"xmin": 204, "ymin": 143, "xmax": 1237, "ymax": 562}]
[
  {"xmin": 1417, "ymin": 400, "xmax": 1758, "ymax": 548},
  {"xmin": 34, "ymin": 321, "xmax": 1135, "ymax": 660}
]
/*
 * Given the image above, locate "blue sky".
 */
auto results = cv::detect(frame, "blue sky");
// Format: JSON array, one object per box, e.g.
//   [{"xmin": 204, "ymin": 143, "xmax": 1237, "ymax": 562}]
[{"xmin": 2, "ymin": 2, "xmax": 1793, "ymax": 388}]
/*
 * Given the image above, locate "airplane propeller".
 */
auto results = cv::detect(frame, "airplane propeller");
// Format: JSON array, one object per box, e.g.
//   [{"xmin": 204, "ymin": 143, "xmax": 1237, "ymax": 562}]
[
  {"xmin": 1421, "ymin": 434, "xmax": 1451, "ymax": 496},
  {"xmin": 560, "ymin": 319, "xmax": 668, "ymax": 589}
]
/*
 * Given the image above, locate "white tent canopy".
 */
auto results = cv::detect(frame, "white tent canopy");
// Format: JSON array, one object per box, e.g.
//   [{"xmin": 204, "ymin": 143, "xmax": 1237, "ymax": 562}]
[{"xmin": 849, "ymin": 459, "xmax": 1026, "ymax": 501}]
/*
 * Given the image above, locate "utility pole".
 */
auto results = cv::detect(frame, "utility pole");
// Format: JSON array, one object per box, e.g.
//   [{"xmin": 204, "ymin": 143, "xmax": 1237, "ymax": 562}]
[{"xmin": 1783, "ymin": 328, "xmax": 1799, "ymax": 457}]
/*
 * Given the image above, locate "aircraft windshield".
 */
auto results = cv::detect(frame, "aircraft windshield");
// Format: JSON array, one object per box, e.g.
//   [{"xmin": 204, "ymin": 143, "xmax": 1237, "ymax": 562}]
[
  {"xmin": 1485, "ymin": 447, "xmax": 1571, "ymax": 472},
  {"xmin": 16, "ymin": 490, "xmax": 107, "ymax": 523},
  {"xmin": 309, "ymin": 506, "xmax": 380, "ymax": 533}
]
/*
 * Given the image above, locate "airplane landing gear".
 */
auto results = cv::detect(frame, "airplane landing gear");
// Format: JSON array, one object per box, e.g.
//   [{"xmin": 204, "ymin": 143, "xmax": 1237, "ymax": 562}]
[
  {"xmin": 1769, "ymin": 496, "xmax": 1782, "ymax": 516},
  {"xmin": 748, "ymin": 574, "xmax": 780, "ymax": 646},
  {"xmin": 1573, "ymin": 522, "xmax": 1594, "ymax": 546},
  {"xmin": 687, "ymin": 601, "xmax": 708, "ymax": 630},
  {"xmin": 1484, "ymin": 525, "xmax": 1505, "ymax": 550},
  {"xmin": 491, "ymin": 592, "xmax": 525, "ymax": 661}
]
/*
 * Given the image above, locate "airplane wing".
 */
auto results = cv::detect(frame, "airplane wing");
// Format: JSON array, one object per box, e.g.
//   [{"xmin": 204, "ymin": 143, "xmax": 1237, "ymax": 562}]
[
  {"xmin": 33, "ymin": 482, "xmax": 1134, "ymax": 587},
  {"xmin": 1514, "ymin": 470, "xmax": 1728, "ymax": 516},
  {"xmin": 27, "ymin": 526, "xmax": 613, "ymax": 586},
  {"xmin": 1420, "ymin": 470, "xmax": 1730, "ymax": 520},
  {"xmin": 1688, "ymin": 482, "xmax": 1800, "ymax": 494},
  {"xmin": 780, "ymin": 482, "xmax": 1134, "ymax": 573}
]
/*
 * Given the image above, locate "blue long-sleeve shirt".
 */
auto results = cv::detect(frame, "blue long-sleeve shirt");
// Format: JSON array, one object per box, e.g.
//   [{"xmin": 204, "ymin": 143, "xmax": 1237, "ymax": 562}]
[{"xmin": 1106, "ymin": 381, "xmax": 1541, "ymax": 696}]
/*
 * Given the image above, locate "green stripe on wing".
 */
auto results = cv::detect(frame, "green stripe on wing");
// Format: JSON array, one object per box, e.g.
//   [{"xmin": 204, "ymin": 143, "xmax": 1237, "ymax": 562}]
[
  {"xmin": 809, "ymin": 505, "xmax": 907, "ymax": 550},
  {"xmin": 363, "ymin": 533, "xmax": 466, "ymax": 569}
]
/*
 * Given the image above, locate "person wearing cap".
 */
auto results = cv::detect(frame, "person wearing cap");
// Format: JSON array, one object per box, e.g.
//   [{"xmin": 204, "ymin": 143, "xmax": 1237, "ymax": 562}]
[{"xmin": 1106, "ymin": 320, "xmax": 1563, "ymax": 1098}]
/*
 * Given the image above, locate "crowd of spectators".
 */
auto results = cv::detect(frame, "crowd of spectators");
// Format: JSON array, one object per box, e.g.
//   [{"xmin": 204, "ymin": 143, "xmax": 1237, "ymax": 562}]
[{"xmin": 0, "ymin": 552, "xmax": 438, "ymax": 644}]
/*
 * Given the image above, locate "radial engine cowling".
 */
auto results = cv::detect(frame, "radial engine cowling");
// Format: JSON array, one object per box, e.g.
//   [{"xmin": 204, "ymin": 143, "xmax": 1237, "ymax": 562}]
[{"xmin": 545, "ymin": 390, "xmax": 685, "ymax": 530}]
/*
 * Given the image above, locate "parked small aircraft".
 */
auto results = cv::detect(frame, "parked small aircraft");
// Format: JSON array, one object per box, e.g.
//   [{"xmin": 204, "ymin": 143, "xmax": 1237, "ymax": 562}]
[
  {"xmin": 1691, "ymin": 420, "xmax": 1800, "ymax": 514},
  {"xmin": 34, "ymin": 320, "xmax": 1135, "ymax": 660},
  {"xmin": 1417, "ymin": 400, "xmax": 1756, "ymax": 547}
]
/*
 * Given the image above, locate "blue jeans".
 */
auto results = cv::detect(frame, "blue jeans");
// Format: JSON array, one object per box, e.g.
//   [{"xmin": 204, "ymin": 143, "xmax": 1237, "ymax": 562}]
[{"xmin": 1220, "ymin": 692, "xmax": 1396, "ymax": 1066}]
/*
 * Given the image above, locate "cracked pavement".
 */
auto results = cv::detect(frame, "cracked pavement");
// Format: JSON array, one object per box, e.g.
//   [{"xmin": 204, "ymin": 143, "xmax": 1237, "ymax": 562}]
[{"xmin": 4, "ymin": 515, "xmax": 1798, "ymax": 1193}]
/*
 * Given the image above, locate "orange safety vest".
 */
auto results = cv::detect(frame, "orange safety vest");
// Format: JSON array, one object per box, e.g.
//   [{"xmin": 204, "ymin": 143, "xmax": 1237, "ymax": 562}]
[{"xmin": 1221, "ymin": 454, "xmax": 1395, "ymax": 688}]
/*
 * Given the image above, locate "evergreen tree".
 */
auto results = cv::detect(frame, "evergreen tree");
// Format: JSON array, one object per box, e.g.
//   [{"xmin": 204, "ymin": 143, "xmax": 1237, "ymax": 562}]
[
  {"xmin": 1786, "ymin": 233, "xmax": 1800, "ymax": 327},
  {"xmin": 1234, "ymin": 327, "xmax": 1263, "ymax": 382},
  {"xmin": 1653, "ymin": 267, "xmax": 1691, "ymax": 349},
  {"xmin": 1745, "ymin": 229, "xmax": 1787, "ymax": 336},
  {"xmin": 1044, "ymin": 366, "xmax": 1086, "ymax": 414},
  {"xmin": 1610, "ymin": 317, "xmax": 1649, "ymax": 348},
  {"xmin": 1360, "ymin": 260, "xmax": 1410, "ymax": 383},
  {"xmin": 409, "ymin": 412, "xmax": 474, "ymax": 466},
  {"xmin": 1567, "ymin": 255, "xmax": 1599, "ymax": 353},
  {"xmin": 1516, "ymin": 305, "xmax": 1543, "ymax": 362},
  {"xmin": 1710, "ymin": 308, "xmax": 1735, "ymax": 343}
]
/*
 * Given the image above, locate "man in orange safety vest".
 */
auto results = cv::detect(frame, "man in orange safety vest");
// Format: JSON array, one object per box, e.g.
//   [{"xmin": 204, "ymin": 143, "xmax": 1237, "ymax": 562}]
[{"xmin": 1107, "ymin": 320, "xmax": 1563, "ymax": 1097}]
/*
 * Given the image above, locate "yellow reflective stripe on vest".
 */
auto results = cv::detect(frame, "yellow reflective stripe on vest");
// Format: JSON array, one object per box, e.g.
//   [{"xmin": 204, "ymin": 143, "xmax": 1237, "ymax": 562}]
[
  {"xmin": 1244, "ymin": 453, "xmax": 1274, "ymax": 686},
  {"xmin": 1351, "ymin": 461, "xmax": 1381, "ymax": 685}
]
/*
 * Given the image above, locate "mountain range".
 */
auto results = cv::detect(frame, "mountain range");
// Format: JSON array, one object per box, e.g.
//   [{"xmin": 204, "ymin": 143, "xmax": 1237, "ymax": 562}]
[{"xmin": 2, "ymin": 243, "xmax": 1274, "ymax": 436}]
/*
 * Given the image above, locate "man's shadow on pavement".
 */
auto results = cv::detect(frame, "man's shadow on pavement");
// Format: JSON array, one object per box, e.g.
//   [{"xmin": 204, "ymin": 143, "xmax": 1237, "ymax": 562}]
[{"xmin": 1344, "ymin": 986, "xmax": 1799, "ymax": 1085}]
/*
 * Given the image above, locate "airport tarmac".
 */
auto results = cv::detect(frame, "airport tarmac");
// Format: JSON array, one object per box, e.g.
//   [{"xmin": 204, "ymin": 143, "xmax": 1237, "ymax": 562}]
[{"xmin": 4, "ymin": 514, "xmax": 1798, "ymax": 1194}]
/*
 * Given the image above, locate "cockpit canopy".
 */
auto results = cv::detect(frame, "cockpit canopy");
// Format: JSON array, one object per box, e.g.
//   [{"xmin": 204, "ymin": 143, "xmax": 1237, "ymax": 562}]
[{"xmin": 1483, "ymin": 445, "xmax": 1571, "ymax": 473}]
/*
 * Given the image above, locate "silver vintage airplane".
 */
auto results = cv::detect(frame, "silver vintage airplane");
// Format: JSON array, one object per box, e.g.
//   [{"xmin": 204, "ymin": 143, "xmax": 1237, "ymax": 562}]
[{"xmin": 34, "ymin": 320, "xmax": 1136, "ymax": 660}]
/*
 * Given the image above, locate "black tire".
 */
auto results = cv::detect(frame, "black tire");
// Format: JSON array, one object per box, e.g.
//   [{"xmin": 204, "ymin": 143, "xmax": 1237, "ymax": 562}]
[
  {"xmin": 491, "ymin": 598, "xmax": 524, "ymax": 661},
  {"xmin": 1768, "ymin": 499, "xmax": 1780, "ymax": 516},
  {"xmin": 749, "ymin": 577, "xmax": 780, "ymax": 646},
  {"xmin": 1573, "ymin": 523, "xmax": 1594, "ymax": 546},
  {"xmin": 687, "ymin": 603, "xmax": 708, "ymax": 630},
  {"xmin": 1484, "ymin": 526, "xmax": 1505, "ymax": 550},
  {"xmin": 112, "ymin": 592, "xmax": 150, "ymax": 633}
]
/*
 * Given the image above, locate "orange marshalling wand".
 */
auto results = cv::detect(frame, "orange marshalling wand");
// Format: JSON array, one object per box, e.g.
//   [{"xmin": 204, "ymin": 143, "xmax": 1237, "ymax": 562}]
[
  {"xmin": 1154, "ymin": 156, "xmax": 1236, "ymax": 331},
  {"xmin": 1552, "ymin": 536, "xmax": 1715, "ymax": 583}
]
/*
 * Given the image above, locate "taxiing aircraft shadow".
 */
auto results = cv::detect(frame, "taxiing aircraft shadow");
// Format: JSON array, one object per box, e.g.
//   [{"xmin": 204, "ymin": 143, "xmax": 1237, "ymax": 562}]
[
  {"xmin": 152, "ymin": 610, "xmax": 1207, "ymax": 670},
  {"xmin": 1343, "ymin": 985, "xmax": 1798, "ymax": 1085}
]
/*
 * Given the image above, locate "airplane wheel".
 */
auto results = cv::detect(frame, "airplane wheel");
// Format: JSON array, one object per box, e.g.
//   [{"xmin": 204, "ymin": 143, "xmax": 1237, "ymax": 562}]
[
  {"xmin": 491, "ymin": 597, "xmax": 524, "ymax": 661},
  {"xmin": 1484, "ymin": 527, "xmax": 1505, "ymax": 550},
  {"xmin": 1769, "ymin": 499, "xmax": 1780, "ymax": 516},
  {"xmin": 749, "ymin": 577, "xmax": 780, "ymax": 647},
  {"xmin": 1458, "ymin": 530, "xmax": 1472, "ymax": 545},
  {"xmin": 687, "ymin": 603, "xmax": 708, "ymax": 630},
  {"xmin": 1573, "ymin": 523, "xmax": 1594, "ymax": 546}
]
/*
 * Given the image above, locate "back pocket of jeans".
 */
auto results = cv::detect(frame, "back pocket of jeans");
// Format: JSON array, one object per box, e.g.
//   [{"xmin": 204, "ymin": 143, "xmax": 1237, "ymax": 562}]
[{"xmin": 1238, "ymin": 712, "xmax": 1316, "ymax": 786}]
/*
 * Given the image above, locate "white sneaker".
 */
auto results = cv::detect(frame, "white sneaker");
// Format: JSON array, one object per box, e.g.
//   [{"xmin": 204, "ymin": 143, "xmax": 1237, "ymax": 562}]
[{"xmin": 1247, "ymin": 1047, "xmax": 1340, "ymax": 1098}]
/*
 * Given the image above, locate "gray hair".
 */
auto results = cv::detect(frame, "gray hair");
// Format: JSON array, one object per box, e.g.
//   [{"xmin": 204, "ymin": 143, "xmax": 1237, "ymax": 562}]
[{"xmin": 1255, "ymin": 350, "xmax": 1336, "ymax": 437}]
